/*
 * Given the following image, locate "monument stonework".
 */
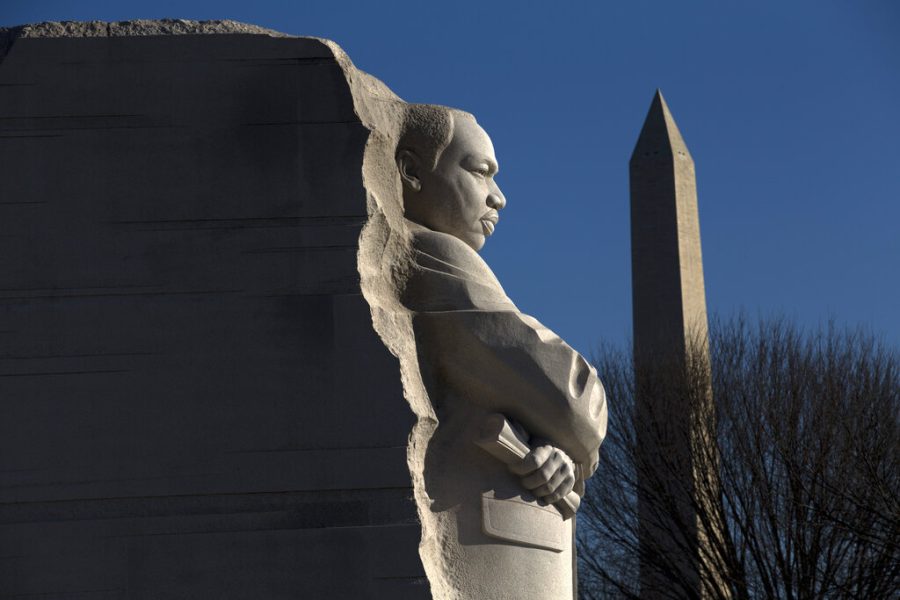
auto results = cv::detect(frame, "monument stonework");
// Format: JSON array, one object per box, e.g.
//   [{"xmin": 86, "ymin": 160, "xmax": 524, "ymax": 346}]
[
  {"xmin": 0, "ymin": 20, "xmax": 607, "ymax": 599},
  {"xmin": 395, "ymin": 106, "xmax": 607, "ymax": 599},
  {"xmin": 630, "ymin": 90, "xmax": 718, "ymax": 598}
]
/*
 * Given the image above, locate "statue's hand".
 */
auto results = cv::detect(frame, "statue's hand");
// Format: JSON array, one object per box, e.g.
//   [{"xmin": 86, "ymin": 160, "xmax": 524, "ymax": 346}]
[{"xmin": 508, "ymin": 441, "xmax": 578, "ymax": 507}]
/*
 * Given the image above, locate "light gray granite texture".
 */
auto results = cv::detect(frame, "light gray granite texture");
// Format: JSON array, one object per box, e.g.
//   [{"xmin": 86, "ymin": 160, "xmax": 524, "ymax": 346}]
[
  {"xmin": 390, "ymin": 105, "xmax": 608, "ymax": 599},
  {"xmin": 630, "ymin": 90, "xmax": 713, "ymax": 598},
  {"xmin": 0, "ymin": 19, "xmax": 608, "ymax": 600},
  {"xmin": 0, "ymin": 19, "xmax": 424, "ymax": 600}
]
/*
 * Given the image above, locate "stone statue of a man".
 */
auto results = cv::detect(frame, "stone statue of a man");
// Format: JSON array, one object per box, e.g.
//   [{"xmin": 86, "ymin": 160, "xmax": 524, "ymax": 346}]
[{"xmin": 396, "ymin": 104, "xmax": 608, "ymax": 599}]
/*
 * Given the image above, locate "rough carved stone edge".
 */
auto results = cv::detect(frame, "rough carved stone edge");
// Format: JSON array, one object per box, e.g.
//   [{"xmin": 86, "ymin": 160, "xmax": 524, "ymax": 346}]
[
  {"xmin": 0, "ymin": 23, "xmax": 445, "ymax": 596},
  {"xmin": 0, "ymin": 19, "xmax": 289, "ymax": 62},
  {"xmin": 325, "ymin": 41, "xmax": 455, "ymax": 599}
]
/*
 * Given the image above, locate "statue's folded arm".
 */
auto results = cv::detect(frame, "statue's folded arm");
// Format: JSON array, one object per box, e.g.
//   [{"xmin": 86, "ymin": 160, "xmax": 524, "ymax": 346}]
[
  {"xmin": 383, "ymin": 107, "xmax": 605, "ymax": 597},
  {"xmin": 413, "ymin": 308, "xmax": 607, "ymax": 471},
  {"xmin": 403, "ymin": 227, "xmax": 607, "ymax": 470}
]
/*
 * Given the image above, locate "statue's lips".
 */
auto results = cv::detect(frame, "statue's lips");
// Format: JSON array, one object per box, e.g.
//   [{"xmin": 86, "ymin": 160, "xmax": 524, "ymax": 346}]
[{"xmin": 481, "ymin": 211, "xmax": 499, "ymax": 236}]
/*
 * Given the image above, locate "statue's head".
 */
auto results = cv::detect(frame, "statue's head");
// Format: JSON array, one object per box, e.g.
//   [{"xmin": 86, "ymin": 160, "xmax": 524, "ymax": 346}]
[{"xmin": 396, "ymin": 104, "xmax": 506, "ymax": 251}]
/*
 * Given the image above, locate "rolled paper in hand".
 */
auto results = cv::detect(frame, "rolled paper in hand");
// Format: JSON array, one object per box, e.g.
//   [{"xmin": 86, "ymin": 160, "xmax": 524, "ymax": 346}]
[{"xmin": 475, "ymin": 413, "xmax": 580, "ymax": 520}]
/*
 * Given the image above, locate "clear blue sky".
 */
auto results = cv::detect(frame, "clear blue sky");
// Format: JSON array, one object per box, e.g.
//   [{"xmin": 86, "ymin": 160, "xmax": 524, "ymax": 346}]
[{"xmin": 3, "ymin": 1, "xmax": 898, "ymax": 355}]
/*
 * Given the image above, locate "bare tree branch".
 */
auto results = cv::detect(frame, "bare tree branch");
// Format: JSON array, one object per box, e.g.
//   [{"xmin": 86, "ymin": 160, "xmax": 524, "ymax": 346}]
[{"xmin": 577, "ymin": 317, "xmax": 900, "ymax": 599}]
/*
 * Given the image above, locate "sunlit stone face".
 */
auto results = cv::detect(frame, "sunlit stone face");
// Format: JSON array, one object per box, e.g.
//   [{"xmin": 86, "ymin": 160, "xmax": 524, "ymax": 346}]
[{"xmin": 415, "ymin": 118, "xmax": 507, "ymax": 251}]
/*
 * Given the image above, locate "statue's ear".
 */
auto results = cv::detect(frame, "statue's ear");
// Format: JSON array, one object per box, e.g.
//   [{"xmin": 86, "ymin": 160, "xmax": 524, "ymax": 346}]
[{"xmin": 397, "ymin": 149, "xmax": 422, "ymax": 192}]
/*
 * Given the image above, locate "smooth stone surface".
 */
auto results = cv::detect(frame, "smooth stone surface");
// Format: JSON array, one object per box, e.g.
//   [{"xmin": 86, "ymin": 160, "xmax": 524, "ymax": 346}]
[
  {"xmin": 384, "ymin": 105, "xmax": 608, "ymax": 599},
  {"xmin": 0, "ymin": 20, "xmax": 425, "ymax": 599},
  {"xmin": 629, "ymin": 90, "xmax": 713, "ymax": 598},
  {"xmin": 0, "ymin": 18, "xmax": 610, "ymax": 600}
]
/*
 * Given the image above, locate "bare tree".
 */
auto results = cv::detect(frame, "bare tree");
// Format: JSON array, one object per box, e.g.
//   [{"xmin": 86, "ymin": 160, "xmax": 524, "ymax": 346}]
[{"xmin": 577, "ymin": 317, "xmax": 900, "ymax": 599}]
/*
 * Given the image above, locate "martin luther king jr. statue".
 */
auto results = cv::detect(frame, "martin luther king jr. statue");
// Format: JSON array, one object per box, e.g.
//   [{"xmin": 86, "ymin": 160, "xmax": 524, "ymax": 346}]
[{"xmin": 394, "ymin": 104, "xmax": 608, "ymax": 599}]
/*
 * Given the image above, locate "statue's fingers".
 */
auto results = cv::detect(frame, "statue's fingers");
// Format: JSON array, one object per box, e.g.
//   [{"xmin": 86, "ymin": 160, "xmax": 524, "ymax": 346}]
[
  {"xmin": 508, "ymin": 445, "xmax": 553, "ymax": 476},
  {"xmin": 522, "ymin": 452, "xmax": 573, "ymax": 489},
  {"xmin": 519, "ymin": 453, "xmax": 563, "ymax": 488},
  {"xmin": 530, "ymin": 470, "xmax": 567, "ymax": 499},
  {"xmin": 542, "ymin": 473, "xmax": 576, "ymax": 505},
  {"xmin": 520, "ymin": 466, "xmax": 552, "ymax": 490}
]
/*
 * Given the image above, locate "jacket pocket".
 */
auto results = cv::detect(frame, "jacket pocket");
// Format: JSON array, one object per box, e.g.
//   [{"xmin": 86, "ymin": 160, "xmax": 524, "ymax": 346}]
[{"xmin": 480, "ymin": 491, "xmax": 565, "ymax": 552}]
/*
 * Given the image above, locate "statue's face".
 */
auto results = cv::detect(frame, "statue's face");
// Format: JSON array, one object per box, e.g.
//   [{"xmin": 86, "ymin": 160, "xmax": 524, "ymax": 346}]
[{"xmin": 411, "ymin": 118, "xmax": 506, "ymax": 251}]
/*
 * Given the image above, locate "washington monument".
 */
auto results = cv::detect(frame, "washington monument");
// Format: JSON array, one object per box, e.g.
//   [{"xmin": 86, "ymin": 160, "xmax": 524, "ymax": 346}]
[{"xmin": 630, "ymin": 90, "xmax": 720, "ymax": 598}]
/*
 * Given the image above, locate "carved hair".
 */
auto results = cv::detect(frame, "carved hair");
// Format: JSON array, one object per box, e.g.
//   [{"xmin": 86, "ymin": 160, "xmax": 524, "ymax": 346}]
[{"xmin": 397, "ymin": 103, "xmax": 476, "ymax": 169}]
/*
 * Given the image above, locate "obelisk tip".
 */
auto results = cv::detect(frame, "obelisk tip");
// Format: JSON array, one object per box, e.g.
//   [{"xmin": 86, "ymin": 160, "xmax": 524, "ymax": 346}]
[{"xmin": 630, "ymin": 89, "xmax": 691, "ymax": 163}]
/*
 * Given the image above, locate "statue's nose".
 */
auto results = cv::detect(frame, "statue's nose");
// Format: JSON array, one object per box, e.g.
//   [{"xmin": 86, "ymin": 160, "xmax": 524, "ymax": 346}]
[{"xmin": 487, "ymin": 190, "xmax": 506, "ymax": 210}]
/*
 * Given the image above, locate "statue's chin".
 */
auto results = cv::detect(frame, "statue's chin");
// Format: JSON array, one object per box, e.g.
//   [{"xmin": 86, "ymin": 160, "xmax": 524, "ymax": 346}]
[
  {"xmin": 467, "ymin": 235, "xmax": 486, "ymax": 252},
  {"xmin": 410, "ymin": 219, "xmax": 485, "ymax": 252}
]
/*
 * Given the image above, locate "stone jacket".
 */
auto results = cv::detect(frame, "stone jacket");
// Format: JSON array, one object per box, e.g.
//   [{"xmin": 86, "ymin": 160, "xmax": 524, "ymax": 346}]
[
  {"xmin": 401, "ymin": 222, "xmax": 607, "ymax": 473},
  {"xmin": 400, "ymin": 221, "xmax": 608, "ymax": 599}
]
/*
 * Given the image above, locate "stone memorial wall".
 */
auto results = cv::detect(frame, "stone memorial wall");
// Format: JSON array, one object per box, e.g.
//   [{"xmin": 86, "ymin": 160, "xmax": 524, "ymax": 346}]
[
  {"xmin": 0, "ymin": 20, "xmax": 427, "ymax": 599},
  {"xmin": 0, "ymin": 20, "xmax": 610, "ymax": 600}
]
